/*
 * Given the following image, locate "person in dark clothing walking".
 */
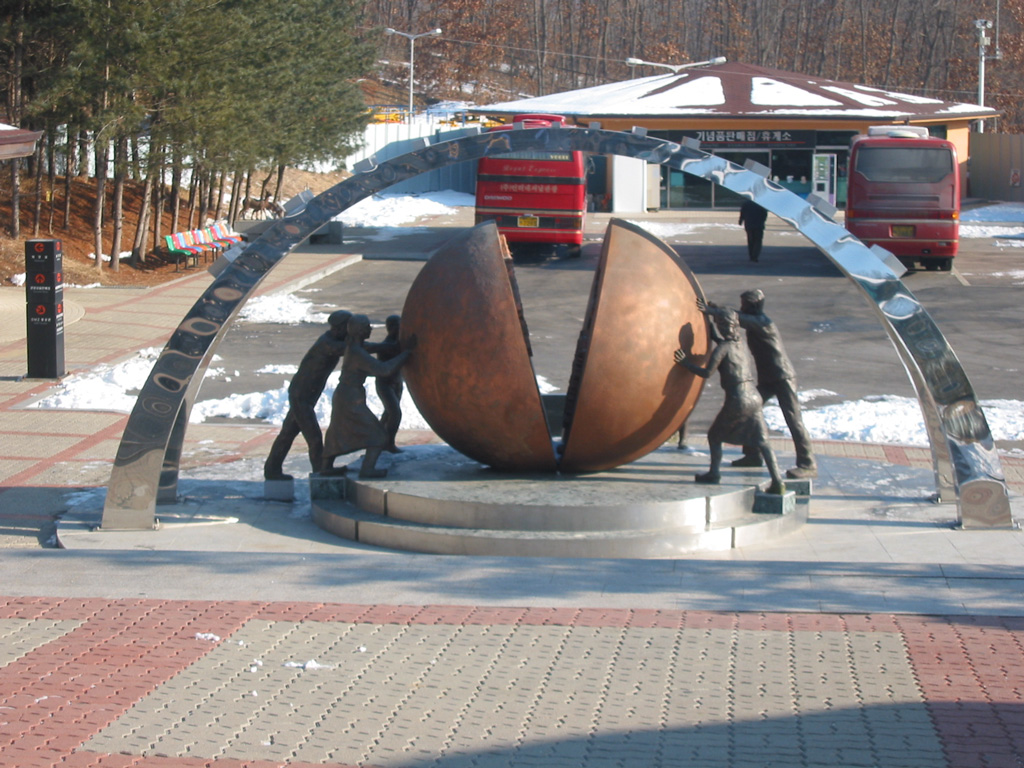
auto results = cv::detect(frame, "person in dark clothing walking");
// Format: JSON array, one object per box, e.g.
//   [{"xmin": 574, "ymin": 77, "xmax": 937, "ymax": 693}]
[{"xmin": 739, "ymin": 199, "xmax": 768, "ymax": 262}]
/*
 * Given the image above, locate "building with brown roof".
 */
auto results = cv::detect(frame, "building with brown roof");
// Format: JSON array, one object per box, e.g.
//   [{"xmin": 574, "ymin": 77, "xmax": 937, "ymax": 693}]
[{"xmin": 476, "ymin": 62, "xmax": 996, "ymax": 210}]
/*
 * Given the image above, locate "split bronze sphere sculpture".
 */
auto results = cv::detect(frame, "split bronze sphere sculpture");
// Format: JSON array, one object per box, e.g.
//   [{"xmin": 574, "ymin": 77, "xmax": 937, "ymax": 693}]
[{"xmin": 400, "ymin": 219, "xmax": 710, "ymax": 473}]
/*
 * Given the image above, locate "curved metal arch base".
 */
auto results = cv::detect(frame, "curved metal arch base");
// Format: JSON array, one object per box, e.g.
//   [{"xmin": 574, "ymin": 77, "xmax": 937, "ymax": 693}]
[{"xmin": 101, "ymin": 126, "xmax": 1011, "ymax": 530}]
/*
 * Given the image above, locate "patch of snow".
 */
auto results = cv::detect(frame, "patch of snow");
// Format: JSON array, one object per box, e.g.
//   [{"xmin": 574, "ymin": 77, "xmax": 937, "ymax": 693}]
[
  {"xmin": 238, "ymin": 294, "xmax": 328, "ymax": 325},
  {"xmin": 959, "ymin": 224, "xmax": 1024, "ymax": 239},
  {"xmin": 766, "ymin": 394, "xmax": 1024, "ymax": 445},
  {"xmin": 335, "ymin": 192, "xmax": 474, "ymax": 227},
  {"xmin": 29, "ymin": 347, "xmax": 162, "ymax": 413},
  {"xmin": 752, "ymin": 78, "xmax": 842, "ymax": 107},
  {"xmin": 960, "ymin": 203, "xmax": 1024, "ymax": 223},
  {"xmin": 284, "ymin": 659, "xmax": 335, "ymax": 670}
]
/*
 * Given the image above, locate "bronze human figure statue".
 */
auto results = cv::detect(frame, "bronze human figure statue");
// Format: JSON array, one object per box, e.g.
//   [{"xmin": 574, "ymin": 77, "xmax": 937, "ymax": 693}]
[
  {"xmin": 321, "ymin": 314, "xmax": 414, "ymax": 478},
  {"xmin": 700, "ymin": 290, "xmax": 816, "ymax": 479},
  {"xmin": 374, "ymin": 314, "xmax": 404, "ymax": 454},
  {"xmin": 264, "ymin": 309, "xmax": 351, "ymax": 480},
  {"xmin": 674, "ymin": 308, "xmax": 785, "ymax": 495}
]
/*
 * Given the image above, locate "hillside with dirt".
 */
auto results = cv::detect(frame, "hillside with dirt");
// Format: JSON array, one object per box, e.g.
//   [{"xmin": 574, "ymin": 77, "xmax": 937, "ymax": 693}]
[{"xmin": 0, "ymin": 168, "xmax": 349, "ymax": 288}]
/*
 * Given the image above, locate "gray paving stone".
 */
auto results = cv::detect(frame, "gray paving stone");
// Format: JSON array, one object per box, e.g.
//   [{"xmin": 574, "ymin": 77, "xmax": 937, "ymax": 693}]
[{"xmin": 72, "ymin": 618, "xmax": 956, "ymax": 767}]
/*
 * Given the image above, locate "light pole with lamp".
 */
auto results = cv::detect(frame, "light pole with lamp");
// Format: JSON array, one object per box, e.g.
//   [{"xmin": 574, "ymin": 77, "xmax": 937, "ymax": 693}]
[
  {"xmin": 625, "ymin": 56, "xmax": 727, "ymax": 74},
  {"xmin": 385, "ymin": 27, "xmax": 442, "ymax": 121},
  {"xmin": 975, "ymin": 19, "xmax": 998, "ymax": 134}
]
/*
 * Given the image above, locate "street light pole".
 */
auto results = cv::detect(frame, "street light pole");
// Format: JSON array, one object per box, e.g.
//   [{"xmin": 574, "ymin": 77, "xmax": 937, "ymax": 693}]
[
  {"xmin": 975, "ymin": 19, "xmax": 992, "ymax": 133},
  {"xmin": 624, "ymin": 56, "xmax": 727, "ymax": 74},
  {"xmin": 385, "ymin": 27, "xmax": 442, "ymax": 120}
]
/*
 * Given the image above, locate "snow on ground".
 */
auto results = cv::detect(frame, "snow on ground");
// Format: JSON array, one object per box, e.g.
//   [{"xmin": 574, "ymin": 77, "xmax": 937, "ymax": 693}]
[
  {"xmin": 19, "ymin": 193, "xmax": 1024, "ymax": 447},
  {"xmin": 960, "ymin": 202, "xmax": 1024, "ymax": 223},
  {"xmin": 27, "ymin": 344, "xmax": 1024, "ymax": 447},
  {"xmin": 334, "ymin": 191, "xmax": 474, "ymax": 227},
  {"xmin": 28, "ymin": 348, "xmax": 162, "ymax": 413},
  {"xmin": 765, "ymin": 395, "xmax": 1024, "ymax": 446},
  {"xmin": 959, "ymin": 224, "xmax": 1024, "ymax": 239},
  {"xmin": 189, "ymin": 372, "xmax": 433, "ymax": 430},
  {"xmin": 238, "ymin": 294, "xmax": 328, "ymax": 324}
]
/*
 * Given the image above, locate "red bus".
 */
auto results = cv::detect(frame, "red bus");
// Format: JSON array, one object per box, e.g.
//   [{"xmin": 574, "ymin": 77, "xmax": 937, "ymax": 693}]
[
  {"xmin": 475, "ymin": 114, "xmax": 586, "ymax": 256},
  {"xmin": 846, "ymin": 126, "xmax": 960, "ymax": 271}
]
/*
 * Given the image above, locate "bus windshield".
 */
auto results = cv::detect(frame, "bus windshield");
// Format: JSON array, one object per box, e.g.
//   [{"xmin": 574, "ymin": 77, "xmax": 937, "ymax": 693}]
[{"xmin": 853, "ymin": 147, "xmax": 953, "ymax": 184}]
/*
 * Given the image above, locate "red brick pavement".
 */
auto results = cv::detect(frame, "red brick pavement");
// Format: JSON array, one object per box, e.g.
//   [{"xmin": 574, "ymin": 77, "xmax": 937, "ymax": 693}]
[{"xmin": 0, "ymin": 597, "xmax": 1021, "ymax": 767}]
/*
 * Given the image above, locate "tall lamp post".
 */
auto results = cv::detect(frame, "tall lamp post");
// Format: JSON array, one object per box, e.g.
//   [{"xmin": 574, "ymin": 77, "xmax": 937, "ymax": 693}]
[
  {"xmin": 975, "ymin": 19, "xmax": 993, "ymax": 133},
  {"xmin": 385, "ymin": 27, "xmax": 442, "ymax": 120},
  {"xmin": 625, "ymin": 55, "xmax": 727, "ymax": 74}
]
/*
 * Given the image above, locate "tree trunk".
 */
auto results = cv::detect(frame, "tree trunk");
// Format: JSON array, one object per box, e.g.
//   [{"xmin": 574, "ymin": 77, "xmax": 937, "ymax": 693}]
[
  {"xmin": 110, "ymin": 135, "xmax": 128, "ymax": 272},
  {"xmin": 33, "ymin": 136, "xmax": 43, "ymax": 237},
  {"xmin": 152, "ymin": 151, "xmax": 165, "ymax": 251},
  {"xmin": 8, "ymin": 0, "xmax": 25, "ymax": 238},
  {"xmin": 77, "ymin": 132, "xmax": 89, "ymax": 176},
  {"xmin": 46, "ymin": 127, "xmax": 56, "ymax": 234},
  {"xmin": 214, "ymin": 169, "xmax": 227, "ymax": 221},
  {"xmin": 170, "ymin": 152, "xmax": 182, "ymax": 233},
  {"xmin": 197, "ymin": 170, "xmax": 209, "ymax": 226},
  {"xmin": 187, "ymin": 171, "xmax": 199, "ymax": 228},
  {"xmin": 274, "ymin": 163, "xmax": 286, "ymax": 202},
  {"xmin": 130, "ymin": 174, "xmax": 154, "ymax": 266},
  {"xmin": 228, "ymin": 169, "xmax": 243, "ymax": 225},
  {"xmin": 9, "ymin": 160, "xmax": 22, "ymax": 238},
  {"xmin": 93, "ymin": 139, "xmax": 109, "ymax": 271},
  {"xmin": 206, "ymin": 169, "xmax": 217, "ymax": 220},
  {"xmin": 62, "ymin": 129, "xmax": 75, "ymax": 229}
]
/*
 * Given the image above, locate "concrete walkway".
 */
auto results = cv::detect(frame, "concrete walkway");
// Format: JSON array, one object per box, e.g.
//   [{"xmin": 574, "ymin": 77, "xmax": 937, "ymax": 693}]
[{"xmin": 0, "ymin": 223, "xmax": 1022, "ymax": 767}]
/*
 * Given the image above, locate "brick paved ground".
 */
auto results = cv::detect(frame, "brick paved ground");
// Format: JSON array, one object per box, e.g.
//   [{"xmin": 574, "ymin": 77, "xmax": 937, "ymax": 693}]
[{"xmin": 1, "ymin": 597, "xmax": 1021, "ymax": 767}]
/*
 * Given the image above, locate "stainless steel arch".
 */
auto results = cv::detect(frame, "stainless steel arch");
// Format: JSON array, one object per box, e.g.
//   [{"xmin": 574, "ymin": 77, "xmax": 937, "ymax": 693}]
[{"xmin": 102, "ymin": 126, "xmax": 1012, "ymax": 530}]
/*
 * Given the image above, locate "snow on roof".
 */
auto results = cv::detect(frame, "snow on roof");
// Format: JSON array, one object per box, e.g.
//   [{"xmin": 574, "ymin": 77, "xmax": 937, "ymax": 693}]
[
  {"xmin": 752, "ymin": 77, "xmax": 841, "ymax": 107},
  {"xmin": 478, "ymin": 62, "xmax": 997, "ymax": 122},
  {"xmin": 0, "ymin": 123, "xmax": 42, "ymax": 159}
]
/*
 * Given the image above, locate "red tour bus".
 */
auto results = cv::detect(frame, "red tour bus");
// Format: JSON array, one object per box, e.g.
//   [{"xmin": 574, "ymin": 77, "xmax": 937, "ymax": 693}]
[
  {"xmin": 475, "ymin": 113, "xmax": 586, "ymax": 256},
  {"xmin": 846, "ymin": 125, "xmax": 960, "ymax": 271}
]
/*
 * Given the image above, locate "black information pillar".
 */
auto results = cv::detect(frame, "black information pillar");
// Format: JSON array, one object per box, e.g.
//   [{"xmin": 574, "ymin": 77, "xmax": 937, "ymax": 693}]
[{"xmin": 25, "ymin": 239, "xmax": 65, "ymax": 379}]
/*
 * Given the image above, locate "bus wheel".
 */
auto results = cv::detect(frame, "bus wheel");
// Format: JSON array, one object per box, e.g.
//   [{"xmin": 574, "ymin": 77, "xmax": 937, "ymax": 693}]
[
  {"xmin": 566, "ymin": 244, "xmax": 582, "ymax": 258},
  {"xmin": 939, "ymin": 258, "xmax": 953, "ymax": 271},
  {"xmin": 924, "ymin": 259, "xmax": 941, "ymax": 271}
]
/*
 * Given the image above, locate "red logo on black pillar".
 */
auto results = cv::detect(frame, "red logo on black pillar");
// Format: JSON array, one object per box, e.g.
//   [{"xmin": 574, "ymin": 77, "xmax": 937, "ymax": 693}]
[
  {"xmin": 35, "ymin": 304, "xmax": 47, "ymax": 316},
  {"xmin": 34, "ymin": 273, "xmax": 46, "ymax": 285}
]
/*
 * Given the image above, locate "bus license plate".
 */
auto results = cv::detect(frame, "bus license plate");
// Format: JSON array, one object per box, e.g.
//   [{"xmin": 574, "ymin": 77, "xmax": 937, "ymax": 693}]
[
  {"xmin": 892, "ymin": 225, "xmax": 915, "ymax": 238},
  {"xmin": 518, "ymin": 215, "xmax": 539, "ymax": 228}
]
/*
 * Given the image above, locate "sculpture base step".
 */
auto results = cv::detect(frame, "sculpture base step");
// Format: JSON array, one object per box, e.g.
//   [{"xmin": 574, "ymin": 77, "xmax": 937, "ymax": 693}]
[{"xmin": 310, "ymin": 445, "xmax": 808, "ymax": 558}]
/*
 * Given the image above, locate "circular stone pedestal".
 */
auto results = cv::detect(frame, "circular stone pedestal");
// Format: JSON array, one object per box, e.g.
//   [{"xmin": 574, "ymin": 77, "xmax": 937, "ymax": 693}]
[{"xmin": 311, "ymin": 445, "xmax": 808, "ymax": 558}]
